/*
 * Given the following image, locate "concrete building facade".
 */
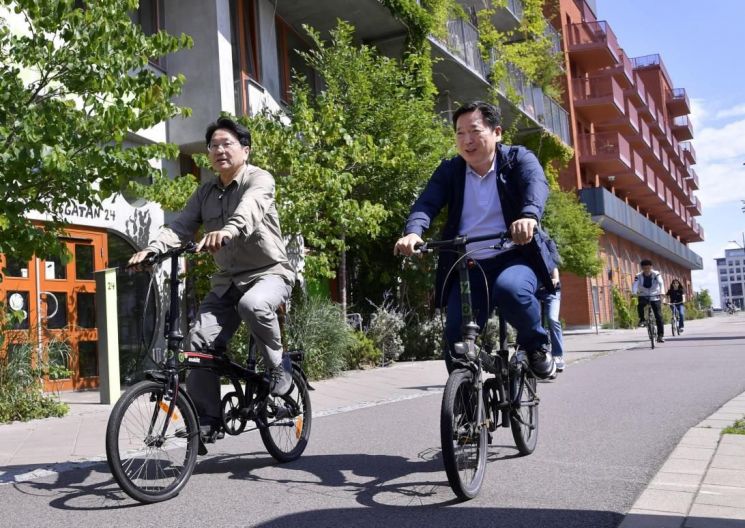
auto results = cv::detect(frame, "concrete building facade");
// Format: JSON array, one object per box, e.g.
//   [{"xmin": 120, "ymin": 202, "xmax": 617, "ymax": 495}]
[{"xmin": 716, "ymin": 248, "xmax": 745, "ymax": 310}]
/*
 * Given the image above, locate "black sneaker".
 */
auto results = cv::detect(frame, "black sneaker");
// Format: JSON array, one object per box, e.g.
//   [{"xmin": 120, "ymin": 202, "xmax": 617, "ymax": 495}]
[
  {"xmin": 527, "ymin": 347, "xmax": 556, "ymax": 380},
  {"xmin": 638, "ymin": 321, "xmax": 646, "ymax": 328},
  {"xmin": 269, "ymin": 364, "xmax": 292, "ymax": 396},
  {"xmin": 657, "ymin": 337, "xmax": 665, "ymax": 343}
]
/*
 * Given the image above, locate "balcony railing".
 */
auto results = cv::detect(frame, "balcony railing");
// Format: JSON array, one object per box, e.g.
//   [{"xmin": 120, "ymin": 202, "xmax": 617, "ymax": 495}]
[
  {"xmin": 615, "ymin": 49, "xmax": 634, "ymax": 86},
  {"xmin": 566, "ymin": 20, "xmax": 620, "ymax": 63},
  {"xmin": 632, "ymin": 53, "xmax": 673, "ymax": 88},
  {"xmin": 577, "ymin": 131, "xmax": 631, "ymax": 168},
  {"xmin": 506, "ymin": 0, "xmax": 525, "ymax": 19},
  {"xmin": 667, "ymin": 87, "xmax": 691, "ymax": 117},
  {"xmin": 672, "ymin": 115, "xmax": 694, "ymax": 141},
  {"xmin": 686, "ymin": 167, "xmax": 700, "ymax": 189},
  {"xmin": 434, "ymin": 17, "xmax": 571, "ymax": 144},
  {"xmin": 681, "ymin": 141, "xmax": 696, "ymax": 164},
  {"xmin": 545, "ymin": 21, "xmax": 562, "ymax": 55},
  {"xmin": 443, "ymin": 17, "xmax": 488, "ymax": 77}
]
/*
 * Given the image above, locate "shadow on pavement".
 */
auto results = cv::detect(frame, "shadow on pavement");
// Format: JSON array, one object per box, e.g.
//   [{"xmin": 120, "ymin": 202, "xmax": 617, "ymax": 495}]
[{"xmin": 250, "ymin": 508, "xmax": 745, "ymax": 528}]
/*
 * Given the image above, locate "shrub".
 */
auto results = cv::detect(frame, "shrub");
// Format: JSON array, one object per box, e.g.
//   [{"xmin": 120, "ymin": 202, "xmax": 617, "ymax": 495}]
[
  {"xmin": 284, "ymin": 295, "xmax": 354, "ymax": 380},
  {"xmin": 612, "ymin": 287, "xmax": 636, "ymax": 329},
  {"xmin": 402, "ymin": 311, "xmax": 444, "ymax": 361},
  {"xmin": 345, "ymin": 331, "xmax": 382, "ymax": 370},
  {"xmin": 0, "ymin": 341, "xmax": 68, "ymax": 423},
  {"xmin": 367, "ymin": 295, "xmax": 406, "ymax": 365}
]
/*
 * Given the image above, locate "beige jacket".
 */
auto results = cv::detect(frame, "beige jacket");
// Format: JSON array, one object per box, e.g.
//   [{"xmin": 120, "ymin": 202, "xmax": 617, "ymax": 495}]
[{"xmin": 145, "ymin": 164, "xmax": 295, "ymax": 295}]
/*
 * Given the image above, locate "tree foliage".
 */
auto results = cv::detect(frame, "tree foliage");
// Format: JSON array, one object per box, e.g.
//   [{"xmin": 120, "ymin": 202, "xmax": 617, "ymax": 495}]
[
  {"xmin": 0, "ymin": 0, "xmax": 192, "ymax": 263},
  {"xmin": 245, "ymin": 22, "xmax": 452, "ymax": 288}
]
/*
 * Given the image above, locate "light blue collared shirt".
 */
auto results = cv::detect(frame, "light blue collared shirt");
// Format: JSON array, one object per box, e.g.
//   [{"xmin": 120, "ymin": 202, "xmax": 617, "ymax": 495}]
[{"xmin": 459, "ymin": 155, "xmax": 507, "ymax": 259}]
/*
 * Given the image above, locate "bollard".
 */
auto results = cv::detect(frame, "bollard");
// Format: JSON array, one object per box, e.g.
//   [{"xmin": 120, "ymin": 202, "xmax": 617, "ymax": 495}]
[{"xmin": 95, "ymin": 268, "xmax": 120, "ymax": 404}]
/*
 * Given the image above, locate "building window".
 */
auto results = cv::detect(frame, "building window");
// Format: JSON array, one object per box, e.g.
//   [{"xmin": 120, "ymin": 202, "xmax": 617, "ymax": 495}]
[
  {"xmin": 276, "ymin": 17, "xmax": 313, "ymax": 105},
  {"xmin": 231, "ymin": 0, "xmax": 261, "ymax": 115},
  {"xmin": 130, "ymin": 0, "xmax": 166, "ymax": 69}
]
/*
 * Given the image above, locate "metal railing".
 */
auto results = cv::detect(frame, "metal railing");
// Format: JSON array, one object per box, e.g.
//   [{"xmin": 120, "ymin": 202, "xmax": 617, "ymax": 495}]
[
  {"xmin": 632, "ymin": 53, "xmax": 673, "ymax": 89},
  {"xmin": 566, "ymin": 20, "xmax": 620, "ymax": 61}
]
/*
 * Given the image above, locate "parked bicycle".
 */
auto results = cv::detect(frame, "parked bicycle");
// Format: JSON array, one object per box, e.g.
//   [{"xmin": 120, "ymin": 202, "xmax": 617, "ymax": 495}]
[
  {"xmin": 105, "ymin": 242, "xmax": 312, "ymax": 504},
  {"xmin": 415, "ymin": 232, "xmax": 539, "ymax": 500}
]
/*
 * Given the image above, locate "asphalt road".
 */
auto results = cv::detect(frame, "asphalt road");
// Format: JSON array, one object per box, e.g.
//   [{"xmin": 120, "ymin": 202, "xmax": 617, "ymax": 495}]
[{"xmin": 2, "ymin": 315, "xmax": 744, "ymax": 528}]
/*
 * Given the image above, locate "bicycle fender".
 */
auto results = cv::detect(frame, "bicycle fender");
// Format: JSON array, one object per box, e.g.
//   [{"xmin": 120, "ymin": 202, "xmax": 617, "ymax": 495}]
[{"xmin": 292, "ymin": 363, "xmax": 314, "ymax": 391}]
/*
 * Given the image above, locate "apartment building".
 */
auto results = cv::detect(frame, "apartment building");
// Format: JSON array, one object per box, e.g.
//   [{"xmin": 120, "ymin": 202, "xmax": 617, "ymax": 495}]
[
  {"xmin": 552, "ymin": 0, "xmax": 703, "ymax": 326},
  {"xmin": 716, "ymin": 248, "xmax": 745, "ymax": 310},
  {"xmin": 1, "ymin": 0, "xmax": 570, "ymax": 390}
]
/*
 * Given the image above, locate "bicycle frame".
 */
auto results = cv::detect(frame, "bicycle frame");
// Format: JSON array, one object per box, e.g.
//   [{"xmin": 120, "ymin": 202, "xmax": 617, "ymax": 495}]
[{"xmin": 420, "ymin": 233, "xmax": 531, "ymax": 429}]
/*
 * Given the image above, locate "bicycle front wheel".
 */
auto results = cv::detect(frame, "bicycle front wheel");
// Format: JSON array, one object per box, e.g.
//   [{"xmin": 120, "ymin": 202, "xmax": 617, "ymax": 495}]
[
  {"xmin": 106, "ymin": 380, "xmax": 199, "ymax": 503},
  {"xmin": 647, "ymin": 312, "xmax": 656, "ymax": 348},
  {"xmin": 260, "ymin": 368, "xmax": 312, "ymax": 462},
  {"xmin": 440, "ymin": 368, "xmax": 487, "ymax": 500},
  {"xmin": 510, "ymin": 368, "xmax": 539, "ymax": 455},
  {"xmin": 670, "ymin": 310, "xmax": 678, "ymax": 336}
]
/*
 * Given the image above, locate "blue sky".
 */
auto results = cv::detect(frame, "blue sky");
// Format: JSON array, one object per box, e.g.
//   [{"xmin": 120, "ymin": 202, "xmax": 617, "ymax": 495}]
[{"xmin": 595, "ymin": 0, "xmax": 745, "ymax": 307}]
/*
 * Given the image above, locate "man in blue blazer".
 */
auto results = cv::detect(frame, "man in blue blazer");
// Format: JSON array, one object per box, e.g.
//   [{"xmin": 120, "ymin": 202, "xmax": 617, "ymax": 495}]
[{"xmin": 394, "ymin": 101, "xmax": 554, "ymax": 378}]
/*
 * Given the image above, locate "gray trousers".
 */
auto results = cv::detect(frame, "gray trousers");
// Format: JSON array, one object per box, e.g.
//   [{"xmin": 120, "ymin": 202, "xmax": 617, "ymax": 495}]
[{"xmin": 185, "ymin": 274, "xmax": 292, "ymax": 426}]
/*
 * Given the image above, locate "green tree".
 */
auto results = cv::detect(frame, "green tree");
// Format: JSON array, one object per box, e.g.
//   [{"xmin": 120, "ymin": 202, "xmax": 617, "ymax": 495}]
[
  {"xmin": 695, "ymin": 289, "xmax": 713, "ymax": 309},
  {"xmin": 245, "ymin": 22, "xmax": 452, "ymax": 310},
  {"xmin": 0, "ymin": 0, "xmax": 192, "ymax": 265}
]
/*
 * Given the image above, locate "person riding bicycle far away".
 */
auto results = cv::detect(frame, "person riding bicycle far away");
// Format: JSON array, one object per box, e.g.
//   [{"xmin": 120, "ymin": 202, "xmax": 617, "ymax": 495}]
[
  {"xmin": 128, "ymin": 117, "xmax": 296, "ymax": 441},
  {"xmin": 632, "ymin": 258, "xmax": 665, "ymax": 343},
  {"xmin": 666, "ymin": 278, "xmax": 686, "ymax": 333},
  {"xmin": 393, "ymin": 100, "xmax": 555, "ymax": 379}
]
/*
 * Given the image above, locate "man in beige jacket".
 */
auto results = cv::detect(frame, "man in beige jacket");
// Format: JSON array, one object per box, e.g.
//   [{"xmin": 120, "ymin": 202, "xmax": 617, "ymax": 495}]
[{"xmin": 128, "ymin": 117, "xmax": 295, "ymax": 442}]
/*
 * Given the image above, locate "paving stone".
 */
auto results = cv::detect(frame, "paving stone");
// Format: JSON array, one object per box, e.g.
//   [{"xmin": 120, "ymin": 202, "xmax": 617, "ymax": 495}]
[
  {"xmin": 697, "ymin": 484, "xmax": 745, "ymax": 509},
  {"xmin": 659, "ymin": 457, "xmax": 710, "ymax": 477},
  {"xmin": 649, "ymin": 471, "xmax": 705, "ymax": 492},
  {"xmin": 668, "ymin": 446, "xmax": 716, "ymax": 462},
  {"xmin": 704, "ymin": 468, "xmax": 745, "ymax": 488},
  {"xmin": 634, "ymin": 488, "xmax": 696, "ymax": 514},
  {"xmin": 685, "ymin": 503, "xmax": 745, "ymax": 527},
  {"xmin": 711, "ymin": 453, "xmax": 745, "ymax": 470}
]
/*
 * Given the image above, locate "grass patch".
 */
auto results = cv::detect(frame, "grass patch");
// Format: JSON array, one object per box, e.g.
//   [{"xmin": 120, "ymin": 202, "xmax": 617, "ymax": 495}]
[{"xmin": 722, "ymin": 417, "xmax": 745, "ymax": 435}]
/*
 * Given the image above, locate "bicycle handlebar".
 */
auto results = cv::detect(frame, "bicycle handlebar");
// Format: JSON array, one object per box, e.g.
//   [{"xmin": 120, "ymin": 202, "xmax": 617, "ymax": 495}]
[{"xmin": 414, "ymin": 231, "xmax": 512, "ymax": 254}]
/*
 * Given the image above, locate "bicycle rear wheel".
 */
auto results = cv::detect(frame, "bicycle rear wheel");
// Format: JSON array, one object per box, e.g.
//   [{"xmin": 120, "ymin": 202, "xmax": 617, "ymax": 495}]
[
  {"xmin": 510, "ymin": 365, "xmax": 539, "ymax": 455},
  {"xmin": 106, "ymin": 380, "xmax": 199, "ymax": 503},
  {"xmin": 670, "ymin": 309, "xmax": 678, "ymax": 336},
  {"xmin": 260, "ymin": 368, "xmax": 311, "ymax": 462},
  {"xmin": 440, "ymin": 368, "xmax": 487, "ymax": 500}
]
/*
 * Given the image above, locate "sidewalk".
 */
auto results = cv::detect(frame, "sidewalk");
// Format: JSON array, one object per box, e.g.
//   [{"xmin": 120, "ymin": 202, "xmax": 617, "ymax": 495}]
[{"xmin": 1, "ymin": 317, "xmax": 744, "ymax": 527}]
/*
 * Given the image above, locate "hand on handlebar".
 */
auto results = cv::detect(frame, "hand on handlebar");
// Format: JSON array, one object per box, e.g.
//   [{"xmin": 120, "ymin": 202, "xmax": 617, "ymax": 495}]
[
  {"xmin": 393, "ymin": 233, "xmax": 424, "ymax": 257},
  {"xmin": 196, "ymin": 230, "xmax": 233, "ymax": 254},
  {"xmin": 126, "ymin": 250, "xmax": 157, "ymax": 272},
  {"xmin": 509, "ymin": 218, "xmax": 537, "ymax": 245}
]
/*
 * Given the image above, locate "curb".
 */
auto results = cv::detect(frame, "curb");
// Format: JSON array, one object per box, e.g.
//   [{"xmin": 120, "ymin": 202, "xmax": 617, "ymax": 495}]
[{"xmin": 619, "ymin": 391, "xmax": 745, "ymax": 528}]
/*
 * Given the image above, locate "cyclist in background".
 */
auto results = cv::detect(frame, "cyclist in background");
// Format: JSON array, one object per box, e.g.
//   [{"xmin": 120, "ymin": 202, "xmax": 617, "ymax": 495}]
[
  {"xmin": 632, "ymin": 259, "xmax": 665, "ymax": 343},
  {"xmin": 666, "ymin": 278, "xmax": 686, "ymax": 333}
]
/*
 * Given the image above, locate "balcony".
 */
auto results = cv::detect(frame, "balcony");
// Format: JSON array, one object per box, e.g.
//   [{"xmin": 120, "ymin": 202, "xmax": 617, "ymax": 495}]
[
  {"xmin": 609, "ymin": 48, "xmax": 635, "ymax": 87},
  {"xmin": 579, "ymin": 187, "xmax": 703, "ymax": 269},
  {"xmin": 626, "ymin": 73, "xmax": 648, "ymax": 107},
  {"xmin": 681, "ymin": 142, "xmax": 696, "ymax": 164},
  {"xmin": 461, "ymin": 0, "xmax": 524, "ymax": 33},
  {"xmin": 688, "ymin": 195, "xmax": 702, "ymax": 216},
  {"xmin": 576, "ymin": 131, "xmax": 632, "ymax": 174},
  {"xmin": 430, "ymin": 18, "xmax": 571, "ymax": 145},
  {"xmin": 667, "ymin": 88, "xmax": 691, "ymax": 117},
  {"xmin": 632, "ymin": 54, "xmax": 674, "ymax": 91},
  {"xmin": 566, "ymin": 20, "xmax": 620, "ymax": 70},
  {"xmin": 686, "ymin": 167, "xmax": 700, "ymax": 189},
  {"xmin": 672, "ymin": 115, "xmax": 694, "ymax": 141},
  {"xmin": 571, "ymin": 76, "xmax": 625, "ymax": 122}
]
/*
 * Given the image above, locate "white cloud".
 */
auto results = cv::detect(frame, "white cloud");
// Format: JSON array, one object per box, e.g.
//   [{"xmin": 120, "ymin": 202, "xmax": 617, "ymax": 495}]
[{"xmin": 715, "ymin": 103, "xmax": 745, "ymax": 120}]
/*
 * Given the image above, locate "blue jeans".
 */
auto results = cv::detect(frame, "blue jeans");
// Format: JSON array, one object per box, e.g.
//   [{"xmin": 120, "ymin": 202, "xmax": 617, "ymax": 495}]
[
  {"xmin": 538, "ymin": 289, "xmax": 563, "ymax": 357},
  {"xmin": 444, "ymin": 254, "xmax": 549, "ymax": 372},
  {"xmin": 671, "ymin": 303, "xmax": 685, "ymax": 328}
]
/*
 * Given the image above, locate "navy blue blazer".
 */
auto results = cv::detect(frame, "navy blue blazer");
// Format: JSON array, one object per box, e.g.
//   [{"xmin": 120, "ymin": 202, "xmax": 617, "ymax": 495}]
[{"xmin": 403, "ymin": 143, "xmax": 549, "ymax": 305}]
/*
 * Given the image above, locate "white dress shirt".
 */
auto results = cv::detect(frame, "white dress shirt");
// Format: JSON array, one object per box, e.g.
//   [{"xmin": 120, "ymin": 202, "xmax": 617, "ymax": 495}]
[{"xmin": 459, "ymin": 155, "xmax": 507, "ymax": 260}]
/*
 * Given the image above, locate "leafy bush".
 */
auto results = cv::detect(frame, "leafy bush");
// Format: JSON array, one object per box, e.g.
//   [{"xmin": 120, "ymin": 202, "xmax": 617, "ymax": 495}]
[
  {"xmin": 0, "ymin": 341, "xmax": 68, "ymax": 424},
  {"xmin": 367, "ymin": 295, "xmax": 406, "ymax": 364},
  {"xmin": 402, "ymin": 311, "xmax": 444, "ymax": 361},
  {"xmin": 284, "ymin": 295, "xmax": 354, "ymax": 380},
  {"xmin": 612, "ymin": 287, "xmax": 636, "ymax": 329},
  {"xmin": 345, "ymin": 331, "xmax": 382, "ymax": 370}
]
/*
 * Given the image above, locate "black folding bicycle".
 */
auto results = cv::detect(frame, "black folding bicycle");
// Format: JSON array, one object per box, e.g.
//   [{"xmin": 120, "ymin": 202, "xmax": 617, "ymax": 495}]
[
  {"xmin": 105, "ymin": 242, "xmax": 312, "ymax": 503},
  {"xmin": 416, "ymin": 232, "xmax": 540, "ymax": 500}
]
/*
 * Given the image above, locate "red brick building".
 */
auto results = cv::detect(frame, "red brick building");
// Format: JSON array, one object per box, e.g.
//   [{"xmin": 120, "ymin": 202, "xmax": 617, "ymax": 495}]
[{"xmin": 552, "ymin": 0, "xmax": 703, "ymax": 326}]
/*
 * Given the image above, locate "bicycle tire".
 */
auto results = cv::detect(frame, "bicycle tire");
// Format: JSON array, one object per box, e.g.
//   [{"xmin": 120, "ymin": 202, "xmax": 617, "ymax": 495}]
[
  {"xmin": 221, "ymin": 391, "xmax": 247, "ymax": 435},
  {"xmin": 259, "ymin": 368, "xmax": 311, "ymax": 462},
  {"xmin": 106, "ymin": 380, "xmax": 199, "ymax": 503},
  {"xmin": 440, "ymin": 368, "xmax": 487, "ymax": 500},
  {"xmin": 670, "ymin": 308, "xmax": 678, "ymax": 337},
  {"xmin": 510, "ymin": 367, "xmax": 539, "ymax": 455},
  {"xmin": 647, "ymin": 308, "xmax": 656, "ymax": 349}
]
